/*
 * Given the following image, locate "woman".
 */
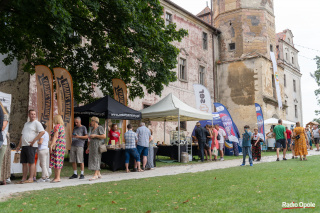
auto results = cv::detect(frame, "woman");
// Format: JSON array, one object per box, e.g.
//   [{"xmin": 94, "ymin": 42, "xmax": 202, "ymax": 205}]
[
  {"xmin": 108, "ymin": 124, "xmax": 120, "ymax": 145},
  {"xmin": 251, "ymin": 128, "xmax": 261, "ymax": 161},
  {"xmin": 38, "ymin": 122, "xmax": 50, "ymax": 182},
  {"xmin": 266, "ymin": 128, "xmax": 275, "ymax": 149},
  {"xmin": 211, "ymin": 125, "xmax": 218, "ymax": 161},
  {"xmin": 146, "ymin": 129, "xmax": 155, "ymax": 170},
  {"xmin": 293, "ymin": 122, "xmax": 308, "ymax": 161},
  {"xmin": 306, "ymin": 127, "xmax": 313, "ymax": 150},
  {"xmin": 204, "ymin": 125, "xmax": 212, "ymax": 161},
  {"xmin": 87, "ymin": 117, "xmax": 106, "ymax": 180},
  {"xmin": 49, "ymin": 115, "xmax": 66, "ymax": 183},
  {"xmin": 0, "ymin": 103, "xmax": 9, "ymax": 185}
]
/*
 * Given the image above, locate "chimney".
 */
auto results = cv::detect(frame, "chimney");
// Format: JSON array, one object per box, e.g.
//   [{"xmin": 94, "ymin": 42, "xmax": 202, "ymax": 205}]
[{"xmin": 206, "ymin": 1, "xmax": 208, "ymax": 7}]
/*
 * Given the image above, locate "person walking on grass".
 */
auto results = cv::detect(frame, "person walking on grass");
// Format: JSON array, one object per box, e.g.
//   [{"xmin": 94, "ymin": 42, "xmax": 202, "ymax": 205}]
[
  {"xmin": 306, "ymin": 127, "xmax": 313, "ymax": 150},
  {"xmin": 273, "ymin": 119, "xmax": 287, "ymax": 161},
  {"xmin": 285, "ymin": 127, "xmax": 292, "ymax": 151},
  {"xmin": 293, "ymin": 122, "xmax": 308, "ymax": 161},
  {"xmin": 124, "ymin": 124, "xmax": 143, "ymax": 173},
  {"xmin": 69, "ymin": 117, "xmax": 88, "ymax": 180},
  {"xmin": 16, "ymin": 110, "xmax": 45, "ymax": 184},
  {"xmin": 251, "ymin": 128, "xmax": 261, "ymax": 162},
  {"xmin": 215, "ymin": 124, "xmax": 226, "ymax": 161},
  {"xmin": 241, "ymin": 125, "xmax": 253, "ymax": 166},
  {"xmin": 136, "ymin": 123, "xmax": 151, "ymax": 171},
  {"xmin": 87, "ymin": 117, "xmax": 106, "ymax": 181},
  {"xmin": 312, "ymin": 125, "xmax": 320, "ymax": 151},
  {"xmin": 195, "ymin": 122, "xmax": 210, "ymax": 162}
]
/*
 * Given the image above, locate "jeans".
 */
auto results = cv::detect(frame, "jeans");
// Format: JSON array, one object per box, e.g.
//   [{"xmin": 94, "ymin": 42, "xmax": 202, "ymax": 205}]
[
  {"xmin": 198, "ymin": 140, "xmax": 205, "ymax": 162},
  {"xmin": 242, "ymin": 146, "xmax": 253, "ymax": 165},
  {"xmin": 125, "ymin": 148, "xmax": 140, "ymax": 164}
]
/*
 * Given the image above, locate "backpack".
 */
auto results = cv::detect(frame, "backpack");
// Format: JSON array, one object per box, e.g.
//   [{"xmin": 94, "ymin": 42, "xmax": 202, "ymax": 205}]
[{"xmin": 217, "ymin": 133, "xmax": 221, "ymax": 141}]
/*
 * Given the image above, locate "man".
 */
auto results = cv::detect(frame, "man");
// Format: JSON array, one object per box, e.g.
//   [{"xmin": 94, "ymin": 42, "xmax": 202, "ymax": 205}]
[
  {"xmin": 215, "ymin": 124, "xmax": 226, "ymax": 161},
  {"xmin": 16, "ymin": 110, "xmax": 45, "ymax": 183},
  {"xmin": 195, "ymin": 122, "xmax": 209, "ymax": 162},
  {"xmin": 273, "ymin": 119, "xmax": 287, "ymax": 161},
  {"xmin": 124, "ymin": 124, "xmax": 142, "ymax": 172},
  {"xmin": 312, "ymin": 125, "xmax": 320, "ymax": 151},
  {"xmin": 136, "ymin": 123, "xmax": 151, "ymax": 170},
  {"xmin": 285, "ymin": 127, "xmax": 292, "ymax": 151},
  {"xmin": 240, "ymin": 125, "xmax": 253, "ymax": 166},
  {"xmin": 69, "ymin": 117, "xmax": 88, "ymax": 179}
]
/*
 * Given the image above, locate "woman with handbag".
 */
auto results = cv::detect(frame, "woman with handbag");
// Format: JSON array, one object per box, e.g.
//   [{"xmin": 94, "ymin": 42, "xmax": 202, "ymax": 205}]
[
  {"xmin": 86, "ymin": 117, "xmax": 106, "ymax": 181},
  {"xmin": 49, "ymin": 115, "xmax": 66, "ymax": 183},
  {"xmin": 251, "ymin": 128, "xmax": 261, "ymax": 161},
  {"xmin": 293, "ymin": 122, "xmax": 308, "ymax": 161}
]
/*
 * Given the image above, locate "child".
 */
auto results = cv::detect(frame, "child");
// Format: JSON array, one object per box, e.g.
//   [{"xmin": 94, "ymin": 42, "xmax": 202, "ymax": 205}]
[{"xmin": 241, "ymin": 125, "xmax": 253, "ymax": 166}]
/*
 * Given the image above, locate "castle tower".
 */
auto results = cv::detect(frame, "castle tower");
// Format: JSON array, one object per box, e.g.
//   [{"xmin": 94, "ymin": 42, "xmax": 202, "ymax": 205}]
[{"xmin": 212, "ymin": 0, "xmax": 286, "ymax": 131}]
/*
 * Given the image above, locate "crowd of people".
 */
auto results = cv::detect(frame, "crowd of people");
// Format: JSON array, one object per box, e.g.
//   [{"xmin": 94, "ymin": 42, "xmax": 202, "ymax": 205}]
[{"xmin": 0, "ymin": 101, "xmax": 319, "ymax": 184}]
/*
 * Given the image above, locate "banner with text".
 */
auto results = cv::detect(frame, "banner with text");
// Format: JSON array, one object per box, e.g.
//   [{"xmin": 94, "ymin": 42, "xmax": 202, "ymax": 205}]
[
  {"xmin": 35, "ymin": 65, "xmax": 53, "ymax": 134},
  {"xmin": 214, "ymin": 103, "xmax": 240, "ymax": 143},
  {"xmin": 270, "ymin": 52, "xmax": 282, "ymax": 109},
  {"xmin": 53, "ymin": 67, "xmax": 74, "ymax": 150},
  {"xmin": 255, "ymin": 103, "xmax": 265, "ymax": 141},
  {"xmin": 0, "ymin": 91, "xmax": 12, "ymax": 134},
  {"xmin": 193, "ymin": 84, "xmax": 212, "ymax": 114}
]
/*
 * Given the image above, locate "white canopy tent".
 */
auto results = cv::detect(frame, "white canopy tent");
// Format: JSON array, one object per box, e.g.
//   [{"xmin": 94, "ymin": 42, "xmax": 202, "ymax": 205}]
[
  {"xmin": 140, "ymin": 93, "xmax": 213, "ymax": 162},
  {"xmin": 263, "ymin": 118, "xmax": 295, "ymax": 125}
]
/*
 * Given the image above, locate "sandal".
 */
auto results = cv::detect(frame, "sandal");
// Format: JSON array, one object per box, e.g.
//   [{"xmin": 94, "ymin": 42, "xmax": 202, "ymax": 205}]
[
  {"xmin": 23, "ymin": 180, "xmax": 34, "ymax": 184},
  {"xmin": 17, "ymin": 180, "xmax": 26, "ymax": 184},
  {"xmin": 89, "ymin": 176, "xmax": 99, "ymax": 181},
  {"xmin": 126, "ymin": 170, "xmax": 131, "ymax": 173},
  {"xmin": 304, "ymin": 158, "xmax": 307, "ymax": 161},
  {"xmin": 138, "ymin": 169, "xmax": 144, "ymax": 172},
  {"xmin": 98, "ymin": 175, "xmax": 102, "ymax": 178},
  {"xmin": 50, "ymin": 180, "xmax": 61, "ymax": 183}
]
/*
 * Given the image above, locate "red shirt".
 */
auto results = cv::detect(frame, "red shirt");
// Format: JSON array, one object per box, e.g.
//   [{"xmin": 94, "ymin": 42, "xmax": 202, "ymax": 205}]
[
  {"xmin": 286, "ymin": 129, "xmax": 292, "ymax": 139},
  {"xmin": 108, "ymin": 130, "xmax": 120, "ymax": 144}
]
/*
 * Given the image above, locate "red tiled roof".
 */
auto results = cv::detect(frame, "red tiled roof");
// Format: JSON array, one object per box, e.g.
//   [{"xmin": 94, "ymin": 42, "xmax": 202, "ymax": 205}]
[{"xmin": 197, "ymin": 6, "xmax": 211, "ymax": 17}]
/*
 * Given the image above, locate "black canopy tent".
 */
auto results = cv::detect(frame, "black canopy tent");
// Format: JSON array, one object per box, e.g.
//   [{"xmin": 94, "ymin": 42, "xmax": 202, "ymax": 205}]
[{"xmin": 74, "ymin": 95, "xmax": 141, "ymax": 120}]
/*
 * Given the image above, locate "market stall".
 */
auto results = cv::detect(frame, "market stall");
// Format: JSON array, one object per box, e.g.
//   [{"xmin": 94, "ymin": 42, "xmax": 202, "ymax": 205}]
[
  {"xmin": 74, "ymin": 95, "xmax": 142, "ymax": 171},
  {"xmin": 140, "ymin": 93, "xmax": 212, "ymax": 162}
]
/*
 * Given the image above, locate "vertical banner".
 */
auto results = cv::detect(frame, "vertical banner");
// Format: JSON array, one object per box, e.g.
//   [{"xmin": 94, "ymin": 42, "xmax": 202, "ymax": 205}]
[
  {"xmin": 112, "ymin": 79, "xmax": 128, "ymax": 144},
  {"xmin": 270, "ymin": 52, "xmax": 282, "ymax": 109},
  {"xmin": 214, "ymin": 103, "xmax": 240, "ymax": 143},
  {"xmin": 35, "ymin": 65, "xmax": 53, "ymax": 134},
  {"xmin": 255, "ymin": 103, "xmax": 265, "ymax": 141},
  {"xmin": 0, "ymin": 92, "xmax": 12, "ymax": 133},
  {"xmin": 53, "ymin": 68, "xmax": 74, "ymax": 150},
  {"xmin": 193, "ymin": 84, "xmax": 212, "ymax": 114}
]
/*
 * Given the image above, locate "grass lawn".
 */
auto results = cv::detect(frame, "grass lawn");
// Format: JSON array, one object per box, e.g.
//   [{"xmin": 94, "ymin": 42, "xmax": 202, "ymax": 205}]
[{"xmin": 1, "ymin": 154, "xmax": 318, "ymax": 212}]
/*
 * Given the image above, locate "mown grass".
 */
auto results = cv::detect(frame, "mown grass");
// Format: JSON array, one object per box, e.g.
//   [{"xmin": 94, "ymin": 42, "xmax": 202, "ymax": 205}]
[{"xmin": 1, "ymin": 153, "xmax": 318, "ymax": 212}]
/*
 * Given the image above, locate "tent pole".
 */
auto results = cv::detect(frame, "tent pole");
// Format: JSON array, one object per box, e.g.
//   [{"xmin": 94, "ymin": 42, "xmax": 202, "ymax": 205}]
[
  {"xmin": 106, "ymin": 119, "xmax": 109, "ymax": 144},
  {"xmin": 164, "ymin": 120, "xmax": 166, "ymax": 144},
  {"xmin": 178, "ymin": 112, "xmax": 180, "ymax": 162}
]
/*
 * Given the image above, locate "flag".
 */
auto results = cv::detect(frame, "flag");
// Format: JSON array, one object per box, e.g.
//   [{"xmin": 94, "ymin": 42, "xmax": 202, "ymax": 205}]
[
  {"xmin": 214, "ymin": 103, "xmax": 240, "ymax": 143},
  {"xmin": 112, "ymin": 79, "xmax": 128, "ymax": 106},
  {"xmin": 193, "ymin": 84, "xmax": 212, "ymax": 114},
  {"xmin": 255, "ymin": 103, "xmax": 265, "ymax": 141},
  {"xmin": 53, "ymin": 67, "xmax": 74, "ymax": 150},
  {"xmin": 35, "ymin": 65, "xmax": 53, "ymax": 133},
  {"xmin": 270, "ymin": 52, "xmax": 282, "ymax": 109}
]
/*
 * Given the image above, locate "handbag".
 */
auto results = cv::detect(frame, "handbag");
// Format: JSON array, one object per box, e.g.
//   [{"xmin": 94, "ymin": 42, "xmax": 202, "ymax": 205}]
[
  {"xmin": 217, "ymin": 134, "xmax": 221, "ymax": 141},
  {"xmin": 204, "ymin": 142, "xmax": 210, "ymax": 150},
  {"xmin": 99, "ymin": 144, "xmax": 108, "ymax": 153},
  {"xmin": 13, "ymin": 152, "xmax": 20, "ymax": 163},
  {"xmin": 295, "ymin": 135, "xmax": 300, "ymax": 140}
]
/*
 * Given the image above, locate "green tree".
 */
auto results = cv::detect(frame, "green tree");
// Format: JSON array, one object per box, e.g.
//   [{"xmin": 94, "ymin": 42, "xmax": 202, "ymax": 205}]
[
  {"xmin": 311, "ymin": 56, "xmax": 320, "ymax": 119},
  {"xmin": 0, "ymin": 0, "xmax": 188, "ymax": 103}
]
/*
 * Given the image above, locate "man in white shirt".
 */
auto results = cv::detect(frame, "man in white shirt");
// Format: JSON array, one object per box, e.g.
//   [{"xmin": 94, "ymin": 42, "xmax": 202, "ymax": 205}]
[
  {"xmin": 215, "ymin": 124, "xmax": 226, "ymax": 161},
  {"xmin": 16, "ymin": 110, "xmax": 45, "ymax": 183}
]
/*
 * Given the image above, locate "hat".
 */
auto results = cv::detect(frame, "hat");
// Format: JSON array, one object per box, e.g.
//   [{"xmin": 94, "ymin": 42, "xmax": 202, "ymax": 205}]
[{"xmin": 91, "ymin": 117, "xmax": 99, "ymax": 123}]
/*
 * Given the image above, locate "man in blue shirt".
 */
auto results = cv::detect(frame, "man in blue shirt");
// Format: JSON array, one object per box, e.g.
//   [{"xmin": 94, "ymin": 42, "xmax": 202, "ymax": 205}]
[
  {"xmin": 124, "ymin": 124, "xmax": 142, "ymax": 173},
  {"xmin": 241, "ymin": 125, "xmax": 253, "ymax": 166},
  {"xmin": 136, "ymin": 122, "xmax": 151, "ymax": 170}
]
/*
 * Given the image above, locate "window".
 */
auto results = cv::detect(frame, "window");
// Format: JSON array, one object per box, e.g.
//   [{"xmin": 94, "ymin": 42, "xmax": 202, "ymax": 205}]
[
  {"xmin": 203, "ymin": 32, "xmax": 208, "ymax": 50},
  {"xmin": 199, "ymin": 66, "xmax": 205, "ymax": 85},
  {"xmin": 180, "ymin": 121, "xmax": 187, "ymax": 131},
  {"xmin": 286, "ymin": 53, "xmax": 288, "ymax": 60},
  {"xmin": 179, "ymin": 58, "xmax": 187, "ymax": 80},
  {"xmin": 292, "ymin": 56, "xmax": 294, "ymax": 64},
  {"xmin": 165, "ymin": 12, "xmax": 172, "ymax": 26},
  {"xmin": 295, "ymin": 105, "xmax": 298, "ymax": 118},
  {"xmin": 285, "ymin": 100, "xmax": 288, "ymax": 115},
  {"xmin": 229, "ymin": 43, "xmax": 235, "ymax": 51},
  {"xmin": 272, "ymin": 74, "xmax": 276, "ymax": 98},
  {"xmin": 270, "ymin": 45, "xmax": 273, "ymax": 52},
  {"xmin": 284, "ymin": 74, "xmax": 286, "ymax": 87},
  {"xmin": 272, "ymin": 74, "xmax": 275, "ymax": 88},
  {"xmin": 293, "ymin": 79, "xmax": 296, "ymax": 92}
]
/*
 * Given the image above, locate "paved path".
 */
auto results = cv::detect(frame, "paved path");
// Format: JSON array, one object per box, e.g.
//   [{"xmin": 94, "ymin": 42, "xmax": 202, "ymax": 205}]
[{"xmin": 1, "ymin": 150, "xmax": 320, "ymax": 201}]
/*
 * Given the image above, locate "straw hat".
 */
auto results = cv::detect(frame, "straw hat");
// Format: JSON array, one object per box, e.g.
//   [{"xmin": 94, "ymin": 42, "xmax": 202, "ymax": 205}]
[{"xmin": 91, "ymin": 116, "xmax": 99, "ymax": 123}]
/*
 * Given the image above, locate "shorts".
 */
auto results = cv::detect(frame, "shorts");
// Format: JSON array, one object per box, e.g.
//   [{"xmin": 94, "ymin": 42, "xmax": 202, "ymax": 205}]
[
  {"xmin": 137, "ymin": 145, "xmax": 148, "ymax": 156},
  {"xmin": 314, "ymin": 138, "xmax": 320, "ymax": 145},
  {"xmin": 69, "ymin": 146, "xmax": 84, "ymax": 163},
  {"xmin": 125, "ymin": 148, "xmax": 140, "ymax": 164},
  {"xmin": 276, "ymin": 139, "xmax": 287, "ymax": 149},
  {"xmin": 219, "ymin": 143, "xmax": 224, "ymax": 151},
  {"xmin": 212, "ymin": 147, "xmax": 218, "ymax": 156},
  {"xmin": 287, "ymin": 139, "xmax": 292, "ymax": 146},
  {"xmin": 20, "ymin": 146, "xmax": 37, "ymax": 164},
  {"xmin": 205, "ymin": 140, "xmax": 212, "ymax": 151}
]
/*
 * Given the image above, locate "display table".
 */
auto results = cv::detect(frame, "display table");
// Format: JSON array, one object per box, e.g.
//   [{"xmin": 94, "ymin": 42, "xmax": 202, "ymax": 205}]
[
  {"xmin": 84, "ymin": 147, "xmax": 158, "ymax": 172},
  {"xmin": 267, "ymin": 138, "xmax": 276, "ymax": 148},
  {"xmin": 156, "ymin": 145, "xmax": 187, "ymax": 160},
  {"xmin": 10, "ymin": 151, "xmax": 43, "ymax": 174}
]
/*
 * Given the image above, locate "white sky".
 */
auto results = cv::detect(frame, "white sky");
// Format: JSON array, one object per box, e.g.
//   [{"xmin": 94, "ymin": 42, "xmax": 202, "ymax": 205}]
[{"xmin": 171, "ymin": 0, "xmax": 320, "ymax": 125}]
